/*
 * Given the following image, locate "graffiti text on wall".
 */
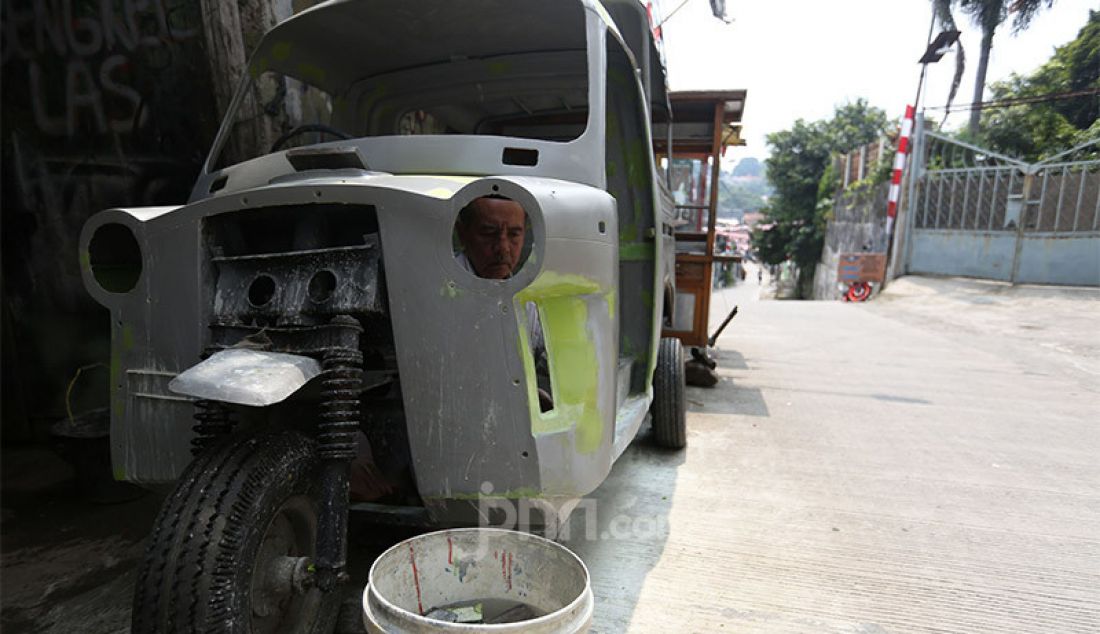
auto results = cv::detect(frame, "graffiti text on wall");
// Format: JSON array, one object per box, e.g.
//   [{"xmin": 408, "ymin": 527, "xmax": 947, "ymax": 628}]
[{"xmin": 1, "ymin": 0, "xmax": 198, "ymax": 137}]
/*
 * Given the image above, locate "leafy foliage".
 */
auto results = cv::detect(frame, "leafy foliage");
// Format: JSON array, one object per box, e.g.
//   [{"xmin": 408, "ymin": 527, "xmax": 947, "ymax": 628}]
[
  {"xmin": 751, "ymin": 100, "xmax": 889, "ymax": 291},
  {"xmin": 978, "ymin": 10, "xmax": 1100, "ymax": 161},
  {"xmin": 932, "ymin": 0, "xmax": 1055, "ymax": 135}
]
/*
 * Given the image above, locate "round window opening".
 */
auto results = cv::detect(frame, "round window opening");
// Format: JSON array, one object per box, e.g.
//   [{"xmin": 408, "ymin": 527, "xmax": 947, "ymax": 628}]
[
  {"xmin": 452, "ymin": 196, "xmax": 532, "ymax": 280},
  {"xmin": 88, "ymin": 223, "xmax": 142, "ymax": 293}
]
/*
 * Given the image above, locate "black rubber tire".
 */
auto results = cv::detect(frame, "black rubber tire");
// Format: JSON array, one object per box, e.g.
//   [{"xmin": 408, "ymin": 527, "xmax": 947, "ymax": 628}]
[
  {"xmin": 652, "ymin": 337, "xmax": 687, "ymax": 449},
  {"xmin": 131, "ymin": 431, "xmax": 339, "ymax": 634}
]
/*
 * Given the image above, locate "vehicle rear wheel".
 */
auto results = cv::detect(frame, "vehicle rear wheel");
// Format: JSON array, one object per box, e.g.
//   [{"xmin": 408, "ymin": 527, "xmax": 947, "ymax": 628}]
[
  {"xmin": 652, "ymin": 337, "xmax": 687, "ymax": 449},
  {"xmin": 131, "ymin": 430, "xmax": 340, "ymax": 634}
]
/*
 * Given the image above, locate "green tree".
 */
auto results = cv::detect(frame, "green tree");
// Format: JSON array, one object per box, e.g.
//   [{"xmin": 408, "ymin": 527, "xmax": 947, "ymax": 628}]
[
  {"xmin": 979, "ymin": 10, "xmax": 1099, "ymax": 160},
  {"xmin": 751, "ymin": 100, "xmax": 888, "ymax": 296},
  {"xmin": 932, "ymin": 0, "xmax": 1055, "ymax": 136}
]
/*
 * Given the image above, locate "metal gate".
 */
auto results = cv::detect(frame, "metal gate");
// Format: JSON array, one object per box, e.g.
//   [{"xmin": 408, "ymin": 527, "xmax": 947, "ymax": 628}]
[{"xmin": 904, "ymin": 121, "xmax": 1099, "ymax": 286}]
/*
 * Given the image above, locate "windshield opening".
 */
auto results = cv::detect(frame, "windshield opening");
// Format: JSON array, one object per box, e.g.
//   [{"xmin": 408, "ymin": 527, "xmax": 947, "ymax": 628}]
[
  {"xmin": 214, "ymin": 71, "xmax": 336, "ymax": 170},
  {"xmin": 208, "ymin": 0, "xmax": 590, "ymax": 171}
]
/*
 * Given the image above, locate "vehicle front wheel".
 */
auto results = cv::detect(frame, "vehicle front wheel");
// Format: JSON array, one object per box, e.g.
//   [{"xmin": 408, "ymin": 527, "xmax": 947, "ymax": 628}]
[
  {"xmin": 131, "ymin": 430, "xmax": 340, "ymax": 634},
  {"xmin": 652, "ymin": 337, "xmax": 687, "ymax": 449}
]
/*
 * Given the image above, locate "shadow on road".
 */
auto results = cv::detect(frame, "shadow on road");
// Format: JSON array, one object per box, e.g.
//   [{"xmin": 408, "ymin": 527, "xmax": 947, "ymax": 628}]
[{"xmin": 687, "ymin": 380, "xmax": 770, "ymax": 418}]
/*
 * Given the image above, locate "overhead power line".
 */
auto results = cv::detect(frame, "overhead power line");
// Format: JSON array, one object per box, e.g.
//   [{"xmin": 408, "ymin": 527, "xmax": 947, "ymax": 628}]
[{"xmin": 924, "ymin": 87, "xmax": 1100, "ymax": 113}]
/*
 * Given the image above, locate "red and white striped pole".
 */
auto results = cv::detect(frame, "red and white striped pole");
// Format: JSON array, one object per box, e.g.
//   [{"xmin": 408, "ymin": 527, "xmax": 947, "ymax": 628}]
[{"xmin": 886, "ymin": 105, "xmax": 916, "ymax": 236}]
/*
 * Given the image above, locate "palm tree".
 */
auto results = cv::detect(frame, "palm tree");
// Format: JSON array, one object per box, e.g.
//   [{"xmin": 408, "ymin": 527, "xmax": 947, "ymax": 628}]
[{"xmin": 932, "ymin": 0, "xmax": 1055, "ymax": 136}]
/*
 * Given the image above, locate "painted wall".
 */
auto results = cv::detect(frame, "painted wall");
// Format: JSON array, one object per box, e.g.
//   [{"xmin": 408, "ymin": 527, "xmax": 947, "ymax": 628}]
[{"xmin": 1, "ymin": 0, "xmax": 219, "ymax": 440}]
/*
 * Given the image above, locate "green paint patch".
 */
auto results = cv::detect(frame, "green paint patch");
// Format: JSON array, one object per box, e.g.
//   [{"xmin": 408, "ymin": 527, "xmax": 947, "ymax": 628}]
[
  {"xmin": 425, "ymin": 187, "xmax": 456, "ymax": 199},
  {"xmin": 619, "ymin": 242, "xmax": 654, "ymax": 261},
  {"xmin": 113, "ymin": 466, "xmax": 126, "ymax": 481},
  {"xmin": 607, "ymin": 65, "xmax": 629, "ymax": 87},
  {"xmin": 621, "ymin": 335, "xmax": 638, "ymax": 359},
  {"xmin": 79, "ymin": 249, "xmax": 91, "ymax": 270},
  {"xmin": 272, "ymin": 41, "xmax": 292, "ymax": 61},
  {"xmin": 514, "ymin": 272, "xmax": 610, "ymax": 453},
  {"xmin": 538, "ymin": 298, "xmax": 603, "ymax": 453},
  {"xmin": 606, "ymin": 108, "xmax": 620, "ymax": 136},
  {"xmin": 627, "ymin": 140, "xmax": 648, "ymax": 190},
  {"xmin": 516, "ymin": 273, "xmax": 609, "ymax": 452},
  {"xmin": 487, "ymin": 60, "xmax": 512, "ymax": 76},
  {"xmin": 296, "ymin": 63, "xmax": 327, "ymax": 87},
  {"xmin": 121, "ymin": 324, "xmax": 136, "ymax": 351},
  {"xmin": 440, "ymin": 281, "xmax": 462, "ymax": 299},
  {"xmin": 515, "ymin": 271, "xmax": 601, "ymax": 302},
  {"xmin": 431, "ymin": 175, "xmax": 479, "ymax": 185}
]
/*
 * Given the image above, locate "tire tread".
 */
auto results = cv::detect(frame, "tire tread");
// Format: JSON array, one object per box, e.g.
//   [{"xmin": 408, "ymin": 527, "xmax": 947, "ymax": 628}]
[
  {"xmin": 652, "ymin": 337, "xmax": 687, "ymax": 449},
  {"xmin": 131, "ymin": 431, "xmax": 337, "ymax": 634}
]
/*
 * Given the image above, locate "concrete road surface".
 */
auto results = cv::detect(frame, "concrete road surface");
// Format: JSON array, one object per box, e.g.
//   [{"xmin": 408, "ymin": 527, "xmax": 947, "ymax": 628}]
[
  {"xmin": 2, "ymin": 273, "xmax": 1097, "ymax": 632},
  {"xmin": 564, "ymin": 271, "xmax": 1099, "ymax": 632}
]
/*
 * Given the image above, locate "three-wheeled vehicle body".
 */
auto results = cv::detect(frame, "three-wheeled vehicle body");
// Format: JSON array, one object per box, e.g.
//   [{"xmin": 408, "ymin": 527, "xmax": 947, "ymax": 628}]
[{"xmin": 80, "ymin": 0, "xmax": 685, "ymax": 629}]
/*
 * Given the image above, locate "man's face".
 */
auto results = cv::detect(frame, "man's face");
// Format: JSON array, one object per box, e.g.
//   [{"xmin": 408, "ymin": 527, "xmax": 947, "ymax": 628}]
[{"xmin": 458, "ymin": 198, "xmax": 526, "ymax": 279}]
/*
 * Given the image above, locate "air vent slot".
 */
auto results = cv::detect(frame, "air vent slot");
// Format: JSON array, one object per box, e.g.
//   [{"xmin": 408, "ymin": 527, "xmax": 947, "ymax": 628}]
[
  {"xmin": 209, "ymin": 174, "xmax": 228, "ymax": 193},
  {"xmin": 502, "ymin": 147, "xmax": 539, "ymax": 167},
  {"xmin": 286, "ymin": 146, "xmax": 367, "ymax": 171}
]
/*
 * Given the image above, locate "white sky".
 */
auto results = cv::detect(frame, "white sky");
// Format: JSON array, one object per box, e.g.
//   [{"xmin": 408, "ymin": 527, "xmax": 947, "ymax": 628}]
[{"xmin": 657, "ymin": 0, "xmax": 1097, "ymax": 165}]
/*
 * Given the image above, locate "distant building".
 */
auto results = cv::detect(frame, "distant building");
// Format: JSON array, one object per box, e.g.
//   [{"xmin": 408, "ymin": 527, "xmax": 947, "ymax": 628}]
[{"xmin": 742, "ymin": 212, "xmax": 765, "ymax": 228}]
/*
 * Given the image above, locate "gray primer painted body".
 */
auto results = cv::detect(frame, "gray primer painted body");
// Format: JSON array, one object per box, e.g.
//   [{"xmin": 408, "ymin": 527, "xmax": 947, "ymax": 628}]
[{"xmin": 79, "ymin": 0, "xmax": 676, "ymax": 522}]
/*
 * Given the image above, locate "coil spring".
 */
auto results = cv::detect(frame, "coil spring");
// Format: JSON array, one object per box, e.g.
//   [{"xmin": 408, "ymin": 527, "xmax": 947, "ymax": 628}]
[
  {"xmin": 318, "ymin": 347, "xmax": 363, "ymax": 461},
  {"xmin": 191, "ymin": 399, "xmax": 235, "ymax": 455}
]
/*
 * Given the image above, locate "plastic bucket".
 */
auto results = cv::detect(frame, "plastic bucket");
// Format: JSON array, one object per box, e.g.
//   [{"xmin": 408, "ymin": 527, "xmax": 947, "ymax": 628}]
[{"xmin": 363, "ymin": 528, "xmax": 593, "ymax": 633}]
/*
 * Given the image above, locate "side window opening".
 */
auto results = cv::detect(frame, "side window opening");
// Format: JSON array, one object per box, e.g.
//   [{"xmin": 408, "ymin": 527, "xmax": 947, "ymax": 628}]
[{"xmin": 525, "ymin": 301, "xmax": 554, "ymax": 414}]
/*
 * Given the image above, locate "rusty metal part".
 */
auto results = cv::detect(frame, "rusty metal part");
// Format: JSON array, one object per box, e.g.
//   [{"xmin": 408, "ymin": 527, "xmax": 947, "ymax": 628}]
[
  {"xmin": 707, "ymin": 305, "xmax": 739, "ymax": 348},
  {"xmin": 313, "ymin": 315, "xmax": 363, "ymax": 592},
  {"xmin": 190, "ymin": 398, "xmax": 236, "ymax": 456},
  {"xmin": 252, "ymin": 555, "xmax": 314, "ymax": 618}
]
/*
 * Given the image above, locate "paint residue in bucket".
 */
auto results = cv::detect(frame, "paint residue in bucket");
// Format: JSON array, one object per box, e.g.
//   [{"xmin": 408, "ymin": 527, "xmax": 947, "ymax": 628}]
[
  {"xmin": 424, "ymin": 598, "xmax": 543, "ymax": 624},
  {"xmin": 408, "ymin": 544, "xmax": 424, "ymax": 615}
]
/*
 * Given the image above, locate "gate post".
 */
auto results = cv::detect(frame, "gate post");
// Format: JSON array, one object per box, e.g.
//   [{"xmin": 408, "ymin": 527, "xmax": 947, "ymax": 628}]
[
  {"xmin": 896, "ymin": 113, "xmax": 925, "ymax": 278},
  {"xmin": 1008, "ymin": 169, "xmax": 1035, "ymax": 284}
]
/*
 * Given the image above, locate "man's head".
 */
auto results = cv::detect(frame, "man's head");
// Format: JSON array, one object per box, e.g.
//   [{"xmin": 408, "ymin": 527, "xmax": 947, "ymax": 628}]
[{"xmin": 457, "ymin": 197, "xmax": 527, "ymax": 279}]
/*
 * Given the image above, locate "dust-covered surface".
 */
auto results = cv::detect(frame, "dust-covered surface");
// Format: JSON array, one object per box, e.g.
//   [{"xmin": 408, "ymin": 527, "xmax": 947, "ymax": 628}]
[
  {"xmin": 0, "ymin": 448, "xmax": 159, "ymax": 634},
  {"xmin": 0, "ymin": 445, "xmax": 421, "ymax": 633}
]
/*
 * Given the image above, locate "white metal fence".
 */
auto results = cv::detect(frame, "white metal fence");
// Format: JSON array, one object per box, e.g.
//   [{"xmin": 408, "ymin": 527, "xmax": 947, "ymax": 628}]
[{"xmin": 904, "ymin": 119, "xmax": 1099, "ymax": 286}]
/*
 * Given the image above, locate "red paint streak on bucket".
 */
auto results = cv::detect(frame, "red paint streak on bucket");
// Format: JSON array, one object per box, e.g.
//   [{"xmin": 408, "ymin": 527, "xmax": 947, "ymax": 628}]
[
  {"xmin": 447, "ymin": 536, "xmax": 453, "ymax": 565},
  {"xmin": 408, "ymin": 544, "xmax": 424, "ymax": 615},
  {"xmin": 501, "ymin": 550, "xmax": 514, "ymax": 591}
]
